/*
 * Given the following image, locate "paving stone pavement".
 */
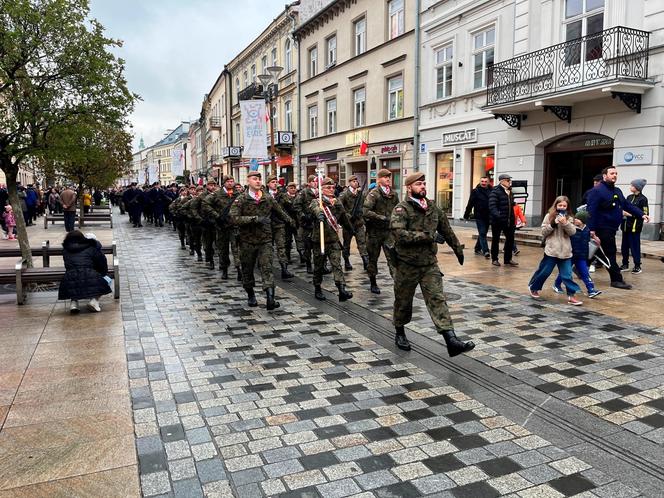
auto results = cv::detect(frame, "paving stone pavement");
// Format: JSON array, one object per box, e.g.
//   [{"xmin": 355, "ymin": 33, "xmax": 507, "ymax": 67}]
[{"xmin": 115, "ymin": 218, "xmax": 655, "ymax": 497}]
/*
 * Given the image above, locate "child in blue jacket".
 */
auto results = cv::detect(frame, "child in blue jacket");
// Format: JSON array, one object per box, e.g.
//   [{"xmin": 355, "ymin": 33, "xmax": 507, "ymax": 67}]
[{"xmin": 553, "ymin": 210, "xmax": 602, "ymax": 298}]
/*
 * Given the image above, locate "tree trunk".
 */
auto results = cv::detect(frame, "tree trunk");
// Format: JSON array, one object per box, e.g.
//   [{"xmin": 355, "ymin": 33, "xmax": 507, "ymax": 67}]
[
  {"xmin": 4, "ymin": 166, "xmax": 33, "ymax": 267},
  {"xmin": 78, "ymin": 182, "xmax": 85, "ymax": 227}
]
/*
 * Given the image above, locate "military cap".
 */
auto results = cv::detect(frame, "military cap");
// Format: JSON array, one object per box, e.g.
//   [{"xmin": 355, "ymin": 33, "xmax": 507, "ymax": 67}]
[
  {"xmin": 498, "ymin": 173, "xmax": 512, "ymax": 181},
  {"xmin": 347, "ymin": 175, "xmax": 358, "ymax": 183},
  {"xmin": 287, "ymin": 181, "xmax": 297, "ymax": 188},
  {"xmin": 308, "ymin": 174, "xmax": 317, "ymax": 182},
  {"xmin": 404, "ymin": 172, "xmax": 426, "ymax": 186},
  {"xmin": 320, "ymin": 177, "xmax": 335, "ymax": 186},
  {"xmin": 247, "ymin": 170, "xmax": 261, "ymax": 178},
  {"xmin": 222, "ymin": 175, "xmax": 234, "ymax": 183},
  {"xmin": 206, "ymin": 179, "xmax": 218, "ymax": 185},
  {"xmin": 196, "ymin": 185, "xmax": 204, "ymax": 191},
  {"xmin": 266, "ymin": 174, "xmax": 278, "ymax": 183},
  {"xmin": 377, "ymin": 169, "xmax": 392, "ymax": 178}
]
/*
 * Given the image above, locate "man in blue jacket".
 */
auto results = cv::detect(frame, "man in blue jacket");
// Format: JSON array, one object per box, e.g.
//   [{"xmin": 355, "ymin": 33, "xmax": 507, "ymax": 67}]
[{"xmin": 586, "ymin": 166, "xmax": 649, "ymax": 289}]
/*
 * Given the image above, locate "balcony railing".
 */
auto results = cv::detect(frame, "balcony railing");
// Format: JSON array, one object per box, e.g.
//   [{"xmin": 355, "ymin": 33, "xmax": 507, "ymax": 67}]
[
  {"xmin": 209, "ymin": 154, "xmax": 222, "ymax": 165},
  {"xmin": 237, "ymin": 83, "xmax": 264, "ymax": 101},
  {"xmin": 486, "ymin": 26, "xmax": 649, "ymax": 107},
  {"xmin": 209, "ymin": 116, "xmax": 222, "ymax": 129}
]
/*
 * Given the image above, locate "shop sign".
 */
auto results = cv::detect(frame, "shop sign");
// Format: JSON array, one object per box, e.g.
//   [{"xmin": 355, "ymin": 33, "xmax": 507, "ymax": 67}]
[
  {"xmin": 419, "ymin": 143, "xmax": 427, "ymax": 154},
  {"xmin": 614, "ymin": 148, "xmax": 653, "ymax": 166},
  {"xmin": 380, "ymin": 144, "xmax": 399, "ymax": 155},
  {"xmin": 306, "ymin": 152, "xmax": 337, "ymax": 163},
  {"xmin": 442, "ymin": 128, "xmax": 477, "ymax": 146},
  {"xmin": 584, "ymin": 137, "xmax": 613, "ymax": 147},
  {"xmin": 345, "ymin": 129, "xmax": 369, "ymax": 146}
]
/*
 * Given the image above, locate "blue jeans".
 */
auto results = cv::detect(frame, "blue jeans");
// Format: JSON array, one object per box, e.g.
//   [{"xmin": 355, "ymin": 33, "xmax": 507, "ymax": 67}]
[
  {"xmin": 529, "ymin": 255, "xmax": 580, "ymax": 296},
  {"xmin": 474, "ymin": 218, "xmax": 489, "ymax": 254},
  {"xmin": 621, "ymin": 231, "xmax": 641, "ymax": 266},
  {"xmin": 555, "ymin": 258, "xmax": 594, "ymax": 293}
]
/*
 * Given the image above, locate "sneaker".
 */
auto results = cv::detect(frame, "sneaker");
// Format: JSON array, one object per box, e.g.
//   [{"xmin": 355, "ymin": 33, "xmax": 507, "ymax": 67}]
[
  {"xmin": 568, "ymin": 296, "xmax": 583, "ymax": 306},
  {"xmin": 529, "ymin": 287, "xmax": 541, "ymax": 299},
  {"xmin": 87, "ymin": 298, "xmax": 101, "ymax": 312},
  {"xmin": 631, "ymin": 266, "xmax": 642, "ymax": 274},
  {"xmin": 587, "ymin": 290, "xmax": 602, "ymax": 298},
  {"xmin": 513, "ymin": 248, "xmax": 521, "ymax": 255},
  {"xmin": 484, "ymin": 252, "xmax": 491, "ymax": 259},
  {"xmin": 552, "ymin": 285, "xmax": 563, "ymax": 294},
  {"xmin": 474, "ymin": 249, "xmax": 482, "ymax": 255},
  {"xmin": 491, "ymin": 260, "xmax": 501, "ymax": 267},
  {"xmin": 70, "ymin": 300, "xmax": 80, "ymax": 314},
  {"xmin": 589, "ymin": 264, "xmax": 596, "ymax": 273},
  {"xmin": 619, "ymin": 264, "xmax": 630, "ymax": 272}
]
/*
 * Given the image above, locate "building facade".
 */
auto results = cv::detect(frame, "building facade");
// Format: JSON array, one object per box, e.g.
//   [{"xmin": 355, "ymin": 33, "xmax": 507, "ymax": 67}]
[
  {"xmin": 419, "ymin": 0, "xmax": 663, "ymax": 238},
  {"xmin": 203, "ymin": 71, "xmax": 230, "ymax": 180},
  {"xmin": 188, "ymin": 119, "xmax": 204, "ymax": 182},
  {"xmin": 294, "ymin": 0, "xmax": 415, "ymax": 197}
]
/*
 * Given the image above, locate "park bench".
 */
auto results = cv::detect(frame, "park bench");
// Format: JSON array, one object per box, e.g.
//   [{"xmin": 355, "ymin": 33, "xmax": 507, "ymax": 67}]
[
  {"xmin": 0, "ymin": 241, "xmax": 119, "ymax": 304},
  {"xmin": 44, "ymin": 212, "xmax": 113, "ymax": 229}
]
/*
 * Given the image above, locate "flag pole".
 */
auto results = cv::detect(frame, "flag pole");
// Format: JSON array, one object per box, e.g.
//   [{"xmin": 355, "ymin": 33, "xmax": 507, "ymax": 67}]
[{"xmin": 317, "ymin": 167, "xmax": 325, "ymax": 256}]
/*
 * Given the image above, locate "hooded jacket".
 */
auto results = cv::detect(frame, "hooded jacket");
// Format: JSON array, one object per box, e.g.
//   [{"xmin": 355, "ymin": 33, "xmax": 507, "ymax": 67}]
[{"xmin": 58, "ymin": 236, "xmax": 111, "ymax": 300}]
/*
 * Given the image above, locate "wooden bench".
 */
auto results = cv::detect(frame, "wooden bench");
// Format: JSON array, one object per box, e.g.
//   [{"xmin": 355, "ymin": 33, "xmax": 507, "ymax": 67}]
[
  {"xmin": 0, "ymin": 241, "xmax": 116, "ymax": 267},
  {"xmin": 44, "ymin": 213, "xmax": 113, "ymax": 229}
]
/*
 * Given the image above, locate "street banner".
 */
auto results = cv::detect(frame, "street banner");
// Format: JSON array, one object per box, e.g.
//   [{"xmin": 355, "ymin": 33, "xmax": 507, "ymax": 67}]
[
  {"xmin": 138, "ymin": 170, "xmax": 146, "ymax": 185},
  {"xmin": 240, "ymin": 100, "xmax": 267, "ymax": 159},
  {"xmin": 171, "ymin": 148, "xmax": 184, "ymax": 177},
  {"xmin": 148, "ymin": 164, "xmax": 158, "ymax": 183}
]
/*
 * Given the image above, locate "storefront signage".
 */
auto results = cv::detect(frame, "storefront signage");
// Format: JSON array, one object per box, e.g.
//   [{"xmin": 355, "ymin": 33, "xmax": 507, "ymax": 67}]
[
  {"xmin": 584, "ymin": 137, "xmax": 613, "ymax": 147},
  {"xmin": 345, "ymin": 129, "xmax": 369, "ymax": 146},
  {"xmin": 306, "ymin": 152, "xmax": 337, "ymax": 163},
  {"xmin": 442, "ymin": 128, "xmax": 477, "ymax": 146},
  {"xmin": 380, "ymin": 144, "xmax": 399, "ymax": 155},
  {"xmin": 614, "ymin": 147, "xmax": 653, "ymax": 166}
]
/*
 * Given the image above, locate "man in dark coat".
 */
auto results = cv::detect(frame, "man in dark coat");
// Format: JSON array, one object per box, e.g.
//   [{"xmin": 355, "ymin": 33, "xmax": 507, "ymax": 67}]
[
  {"xmin": 587, "ymin": 167, "xmax": 648, "ymax": 289},
  {"xmin": 463, "ymin": 176, "xmax": 491, "ymax": 258},
  {"xmin": 149, "ymin": 182, "xmax": 168, "ymax": 227},
  {"xmin": 488, "ymin": 174, "xmax": 518, "ymax": 267}
]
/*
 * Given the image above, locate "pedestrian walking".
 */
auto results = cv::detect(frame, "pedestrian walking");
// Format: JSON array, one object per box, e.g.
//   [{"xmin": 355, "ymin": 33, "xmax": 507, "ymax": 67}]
[
  {"xmin": 463, "ymin": 176, "xmax": 491, "ymax": 258},
  {"xmin": 82, "ymin": 190, "xmax": 92, "ymax": 214},
  {"xmin": 389, "ymin": 172, "xmax": 474, "ymax": 356},
  {"xmin": 528, "ymin": 196, "xmax": 583, "ymax": 305},
  {"xmin": 620, "ymin": 178, "xmax": 648, "ymax": 274},
  {"xmin": 338, "ymin": 175, "xmax": 369, "ymax": 271},
  {"xmin": 488, "ymin": 174, "xmax": 518, "ymax": 267}
]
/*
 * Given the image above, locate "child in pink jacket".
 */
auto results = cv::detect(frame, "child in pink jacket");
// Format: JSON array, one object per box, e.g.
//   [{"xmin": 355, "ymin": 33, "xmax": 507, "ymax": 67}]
[{"xmin": 3, "ymin": 205, "xmax": 16, "ymax": 240}]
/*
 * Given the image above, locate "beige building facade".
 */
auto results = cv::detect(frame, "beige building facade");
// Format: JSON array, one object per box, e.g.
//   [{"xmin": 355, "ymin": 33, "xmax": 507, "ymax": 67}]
[
  {"xmin": 294, "ymin": 0, "xmax": 415, "ymax": 196},
  {"xmin": 203, "ymin": 70, "xmax": 230, "ymax": 180}
]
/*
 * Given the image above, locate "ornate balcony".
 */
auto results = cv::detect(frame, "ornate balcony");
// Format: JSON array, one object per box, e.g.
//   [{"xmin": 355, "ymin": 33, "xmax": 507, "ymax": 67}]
[
  {"xmin": 237, "ymin": 83, "xmax": 264, "ymax": 101},
  {"xmin": 209, "ymin": 116, "xmax": 222, "ymax": 129},
  {"xmin": 209, "ymin": 154, "xmax": 222, "ymax": 166},
  {"xmin": 485, "ymin": 26, "xmax": 651, "ymax": 118},
  {"xmin": 222, "ymin": 146, "xmax": 242, "ymax": 159}
]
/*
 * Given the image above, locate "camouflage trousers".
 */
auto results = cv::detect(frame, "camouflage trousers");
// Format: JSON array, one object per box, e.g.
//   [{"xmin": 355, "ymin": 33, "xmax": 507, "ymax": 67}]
[
  {"xmin": 187, "ymin": 224, "xmax": 202, "ymax": 255},
  {"xmin": 312, "ymin": 241, "xmax": 345, "ymax": 286},
  {"xmin": 272, "ymin": 224, "xmax": 288, "ymax": 265},
  {"xmin": 392, "ymin": 261, "xmax": 452, "ymax": 331},
  {"xmin": 342, "ymin": 219, "xmax": 367, "ymax": 257},
  {"xmin": 176, "ymin": 220, "xmax": 186, "ymax": 245},
  {"xmin": 239, "ymin": 241, "xmax": 275, "ymax": 290},
  {"xmin": 299, "ymin": 227, "xmax": 313, "ymax": 263},
  {"xmin": 286, "ymin": 225, "xmax": 301, "ymax": 259},
  {"xmin": 366, "ymin": 228, "xmax": 395, "ymax": 278},
  {"xmin": 202, "ymin": 226, "xmax": 215, "ymax": 262},
  {"xmin": 215, "ymin": 227, "xmax": 239, "ymax": 269}
]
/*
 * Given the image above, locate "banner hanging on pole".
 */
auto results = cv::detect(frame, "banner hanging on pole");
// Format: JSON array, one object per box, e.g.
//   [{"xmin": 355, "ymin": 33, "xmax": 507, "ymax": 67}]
[
  {"xmin": 240, "ymin": 100, "xmax": 268, "ymax": 159},
  {"xmin": 171, "ymin": 148, "xmax": 184, "ymax": 177}
]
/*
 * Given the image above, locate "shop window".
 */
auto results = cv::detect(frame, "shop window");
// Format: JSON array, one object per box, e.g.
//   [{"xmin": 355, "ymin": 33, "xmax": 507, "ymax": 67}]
[
  {"xmin": 381, "ymin": 158, "xmax": 401, "ymax": 199},
  {"xmin": 435, "ymin": 152, "xmax": 454, "ymax": 212},
  {"xmin": 471, "ymin": 148, "xmax": 495, "ymax": 187}
]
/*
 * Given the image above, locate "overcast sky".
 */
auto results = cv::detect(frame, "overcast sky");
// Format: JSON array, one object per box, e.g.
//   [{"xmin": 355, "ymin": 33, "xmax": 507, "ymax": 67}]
[{"xmin": 89, "ymin": 0, "xmax": 288, "ymax": 151}]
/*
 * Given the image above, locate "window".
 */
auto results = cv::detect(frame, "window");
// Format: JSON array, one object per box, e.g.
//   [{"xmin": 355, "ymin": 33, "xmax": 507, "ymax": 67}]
[
  {"xmin": 285, "ymin": 39, "xmax": 292, "ymax": 72},
  {"xmin": 284, "ymin": 100, "xmax": 292, "ymax": 131},
  {"xmin": 271, "ymin": 47, "xmax": 278, "ymax": 66},
  {"xmin": 235, "ymin": 78, "xmax": 240, "ymax": 99},
  {"xmin": 309, "ymin": 46, "xmax": 318, "ymax": 77},
  {"xmin": 387, "ymin": 75, "xmax": 404, "ymax": 120},
  {"xmin": 235, "ymin": 122, "xmax": 241, "ymax": 144},
  {"xmin": 564, "ymin": 0, "xmax": 604, "ymax": 64},
  {"xmin": 326, "ymin": 35, "xmax": 337, "ymax": 67},
  {"xmin": 388, "ymin": 0, "xmax": 404, "ymax": 39},
  {"xmin": 242, "ymin": 71, "xmax": 248, "ymax": 89},
  {"xmin": 435, "ymin": 45, "xmax": 454, "ymax": 99},
  {"xmin": 354, "ymin": 17, "xmax": 366, "ymax": 56},
  {"xmin": 308, "ymin": 105, "xmax": 318, "ymax": 138},
  {"xmin": 250, "ymin": 64, "xmax": 256, "ymax": 82},
  {"xmin": 472, "ymin": 148, "xmax": 495, "ymax": 187},
  {"xmin": 326, "ymin": 98, "xmax": 337, "ymax": 134},
  {"xmin": 261, "ymin": 55, "xmax": 268, "ymax": 73},
  {"xmin": 435, "ymin": 152, "xmax": 454, "ymax": 212},
  {"xmin": 472, "ymin": 26, "xmax": 495, "ymax": 89},
  {"xmin": 353, "ymin": 87, "xmax": 366, "ymax": 127}
]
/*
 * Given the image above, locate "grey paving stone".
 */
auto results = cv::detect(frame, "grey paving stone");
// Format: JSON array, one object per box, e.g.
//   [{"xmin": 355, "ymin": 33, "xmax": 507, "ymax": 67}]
[
  {"xmin": 354, "ymin": 470, "xmax": 399, "ymax": 490},
  {"xmin": 316, "ymin": 478, "xmax": 362, "ymax": 498},
  {"xmin": 195, "ymin": 458, "xmax": 227, "ymax": 483},
  {"xmin": 264, "ymin": 459, "xmax": 305, "ymax": 479},
  {"xmin": 186, "ymin": 427, "xmax": 212, "ymax": 444},
  {"xmin": 230, "ymin": 467, "xmax": 266, "ymax": 486},
  {"xmin": 172, "ymin": 478, "xmax": 203, "ymax": 498},
  {"xmin": 263, "ymin": 446, "xmax": 303, "ymax": 464},
  {"xmin": 137, "ymin": 435, "xmax": 164, "ymax": 455},
  {"xmin": 333, "ymin": 445, "xmax": 372, "ymax": 462},
  {"xmin": 235, "ymin": 483, "xmax": 262, "ymax": 498},
  {"xmin": 140, "ymin": 471, "xmax": 171, "ymax": 496},
  {"xmin": 168, "ymin": 458, "xmax": 197, "ymax": 481}
]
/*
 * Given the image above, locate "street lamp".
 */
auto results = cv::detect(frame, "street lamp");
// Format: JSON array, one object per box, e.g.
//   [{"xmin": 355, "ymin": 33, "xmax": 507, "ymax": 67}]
[
  {"xmin": 158, "ymin": 159, "xmax": 161, "ymax": 184},
  {"xmin": 258, "ymin": 65, "xmax": 283, "ymax": 177}
]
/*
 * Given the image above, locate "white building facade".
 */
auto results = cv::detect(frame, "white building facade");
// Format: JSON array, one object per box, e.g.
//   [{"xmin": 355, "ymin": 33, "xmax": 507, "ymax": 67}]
[{"xmin": 419, "ymin": 0, "xmax": 663, "ymax": 239}]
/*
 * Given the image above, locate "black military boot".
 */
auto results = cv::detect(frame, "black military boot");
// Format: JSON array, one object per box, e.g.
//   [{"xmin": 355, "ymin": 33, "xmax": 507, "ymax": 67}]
[
  {"xmin": 306, "ymin": 260, "xmax": 313, "ymax": 274},
  {"xmin": 395, "ymin": 326, "xmax": 411, "ymax": 351},
  {"xmin": 369, "ymin": 276, "xmax": 380, "ymax": 294},
  {"xmin": 236, "ymin": 267, "xmax": 243, "ymax": 282},
  {"xmin": 314, "ymin": 285, "xmax": 326, "ymax": 301},
  {"xmin": 281, "ymin": 263, "xmax": 294, "ymax": 279},
  {"xmin": 197, "ymin": 251, "xmax": 203, "ymax": 262},
  {"xmin": 266, "ymin": 288, "xmax": 280, "ymax": 310},
  {"xmin": 246, "ymin": 288, "xmax": 258, "ymax": 307},
  {"xmin": 189, "ymin": 248, "xmax": 195, "ymax": 255},
  {"xmin": 336, "ymin": 283, "xmax": 352, "ymax": 302},
  {"xmin": 362, "ymin": 256, "xmax": 369, "ymax": 271},
  {"xmin": 180, "ymin": 240, "xmax": 186, "ymax": 249},
  {"xmin": 344, "ymin": 255, "xmax": 353, "ymax": 271},
  {"xmin": 298, "ymin": 250, "xmax": 305, "ymax": 264},
  {"xmin": 220, "ymin": 267, "xmax": 228, "ymax": 280},
  {"xmin": 208, "ymin": 260, "xmax": 215, "ymax": 270},
  {"xmin": 440, "ymin": 330, "xmax": 475, "ymax": 357}
]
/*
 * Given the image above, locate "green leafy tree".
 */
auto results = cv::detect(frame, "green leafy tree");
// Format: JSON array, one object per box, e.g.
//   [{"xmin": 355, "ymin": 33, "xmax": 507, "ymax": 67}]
[{"xmin": 0, "ymin": 0, "xmax": 138, "ymax": 264}]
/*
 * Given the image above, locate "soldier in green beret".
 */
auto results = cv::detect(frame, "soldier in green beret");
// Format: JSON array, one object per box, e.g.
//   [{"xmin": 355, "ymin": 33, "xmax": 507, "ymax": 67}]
[
  {"xmin": 293, "ymin": 174, "xmax": 320, "ymax": 274},
  {"xmin": 338, "ymin": 175, "xmax": 368, "ymax": 271},
  {"xmin": 266, "ymin": 175, "xmax": 293, "ymax": 279}
]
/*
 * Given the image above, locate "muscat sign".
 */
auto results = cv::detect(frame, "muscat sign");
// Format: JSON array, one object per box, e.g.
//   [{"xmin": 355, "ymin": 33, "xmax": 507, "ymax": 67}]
[{"xmin": 442, "ymin": 128, "xmax": 477, "ymax": 146}]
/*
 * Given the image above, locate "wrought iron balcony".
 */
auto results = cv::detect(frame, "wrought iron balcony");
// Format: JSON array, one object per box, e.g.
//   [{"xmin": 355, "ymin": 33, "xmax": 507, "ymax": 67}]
[
  {"xmin": 209, "ymin": 154, "xmax": 222, "ymax": 165},
  {"xmin": 486, "ymin": 26, "xmax": 650, "ymax": 109},
  {"xmin": 237, "ymin": 83, "xmax": 264, "ymax": 101},
  {"xmin": 209, "ymin": 116, "xmax": 222, "ymax": 129},
  {"xmin": 222, "ymin": 146, "xmax": 242, "ymax": 159}
]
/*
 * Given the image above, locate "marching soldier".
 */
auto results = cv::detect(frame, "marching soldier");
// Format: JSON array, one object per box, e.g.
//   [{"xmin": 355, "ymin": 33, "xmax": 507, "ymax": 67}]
[
  {"xmin": 294, "ymin": 175, "xmax": 319, "ymax": 273},
  {"xmin": 266, "ymin": 175, "xmax": 294, "ymax": 279},
  {"xmin": 389, "ymin": 172, "xmax": 474, "ymax": 356},
  {"xmin": 363, "ymin": 169, "xmax": 398, "ymax": 294},
  {"xmin": 199, "ymin": 180, "xmax": 218, "ymax": 269},
  {"xmin": 229, "ymin": 171, "xmax": 294, "ymax": 310},
  {"xmin": 280, "ymin": 181, "xmax": 302, "ymax": 264},
  {"xmin": 182, "ymin": 185, "xmax": 204, "ymax": 261},
  {"xmin": 338, "ymin": 175, "xmax": 368, "ymax": 271},
  {"xmin": 202, "ymin": 175, "xmax": 242, "ymax": 281},
  {"xmin": 170, "ymin": 187, "xmax": 191, "ymax": 249},
  {"xmin": 310, "ymin": 177, "xmax": 353, "ymax": 302}
]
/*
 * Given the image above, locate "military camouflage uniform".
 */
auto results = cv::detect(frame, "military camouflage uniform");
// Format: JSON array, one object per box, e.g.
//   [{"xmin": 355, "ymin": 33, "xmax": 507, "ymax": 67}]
[
  {"xmin": 363, "ymin": 186, "xmax": 398, "ymax": 277},
  {"xmin": 182, "ymin": 196, "xmax": 202, "ymax": 257},
  {"xmin": 339, "ymin": 187, "xmax": 368, "ymax": 258},
  {"xmin": 280, "ymin": 191, "xmax": 302, "ymax": 261},
  {"xmin": 293, "ymin": 187, "xmax": 317, "ymax": 265},
  {"xmin": 390, "ymin": 198, "xmax": 463, "ymax": 331},
  {"xmin": 169, "ymin": 194, "xmax": 190, "ymax": 247},
  {"xmin": 267, "ymin": 189, "xmax": 288, "ymax": 265},
  {"xmin": 310, "ymin": 196, "xmax": 352, "ymax": 286},
  {"xmin": 202, "ymin": 187, "xmax": 240, "ymax": 270},
  {"xmin": 229, "ymin": 190, "xmax": 293, "ymax": 291},
  {"xmin": 197, "ymin": 190, "xmax": 216, "ymax": 264}
]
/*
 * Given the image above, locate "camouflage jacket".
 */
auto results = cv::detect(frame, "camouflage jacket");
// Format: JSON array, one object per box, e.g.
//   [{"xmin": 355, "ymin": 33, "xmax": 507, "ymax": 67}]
[
  {"xmin": 390, "ymin": 198, "xmax": 462, "ymax": 267},
  {"xmin": 338, "ymin": 187, "xmax": 366, "ymax": 225},
  {"xmin": 363, "ymin": 187, "xmax": 398, "ymax": 231},
  {"xmin": 201, "ymin": 187, "xmax": 236, "ymax": 228},
  {"xmin": 169, "ymin": 196, "xmax": 190, "ymax": 218},
  {"xmin": 279, "ymin": 192, "xmax": 299, "ymax": 227},
  {"xmin": 266, "ymin": 189, "xmax": 286, "ymax": 227},
  {"xmin": 309, "ymin": 196, "xmax": 352, "ymax": 244},
  {"xmin": 293, "ymin": 188, "xmax": 317, "ymax": 229},
  {"xmin": 183, "ymin": 191, "xmax": 209, "ymax": 225},
  {"xmin": 229, "ymin": 190, "xmax": 293, "ymax": 244}
]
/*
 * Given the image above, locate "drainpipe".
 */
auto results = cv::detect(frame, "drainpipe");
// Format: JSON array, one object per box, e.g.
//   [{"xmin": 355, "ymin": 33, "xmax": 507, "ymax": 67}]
[
  {"xmin": 295, "ymin": 34, "xmax": 302, "ymax": 186},
  {"xmin": 412, "ymin": 0, "xmax": 422, "ymax": 172}
]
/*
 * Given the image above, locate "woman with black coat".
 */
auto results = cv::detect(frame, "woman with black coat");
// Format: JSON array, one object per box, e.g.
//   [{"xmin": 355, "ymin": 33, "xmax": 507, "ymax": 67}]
[{"xmin": 58, "ymin": 230, "xmax": 111, "ymax": 313}]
